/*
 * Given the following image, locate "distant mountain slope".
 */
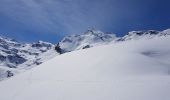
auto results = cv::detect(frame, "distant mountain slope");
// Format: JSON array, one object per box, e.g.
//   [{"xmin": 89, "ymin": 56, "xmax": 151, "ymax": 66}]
[
  {"xmin": 0, "ymin": 37, "xmax": 58, "ymax": 80},
  {"xmin": 0, "ymin": 28, "xmax": 170, "ymax": 80},
  {"xmin": 0, "ymin": 33, "xmax": 170, "ymax": 100},
  {"xmin": 55, "ymin": 29, "xmax": 170, "ymax": 54},
  {"xmin": 55, "ymin": 29, "xmax": 117, "ymax": 53}
]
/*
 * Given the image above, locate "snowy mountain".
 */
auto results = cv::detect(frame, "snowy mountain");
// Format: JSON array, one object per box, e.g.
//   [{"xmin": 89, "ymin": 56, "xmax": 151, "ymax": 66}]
[
  {"xmin": 0, "ymin": 37, "xmax": 58, "ymax": 80},
  {"xmin": 0, "ymin": 30, "xmax": 170, "ymax": 100},
  {"xmin": 0, "ymin": 28, "xmax": 170, "ymax": 81},
  {"xmin": 55, "ymin": 29, "xmax": 170, "ymax": 54},
  {"xmin": 120, "ymin": 30, "xmax": 168, "ymax": 41},
  {"xmin": 55, "ymin": 29, "xmax": 117, "ymax": 53}
]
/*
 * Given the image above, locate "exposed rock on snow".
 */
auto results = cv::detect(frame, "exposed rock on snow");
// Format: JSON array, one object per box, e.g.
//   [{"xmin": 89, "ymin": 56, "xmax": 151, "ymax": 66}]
[{"xmin": 0, "ymin": 36, "xmax": 58, "ymax": 80}]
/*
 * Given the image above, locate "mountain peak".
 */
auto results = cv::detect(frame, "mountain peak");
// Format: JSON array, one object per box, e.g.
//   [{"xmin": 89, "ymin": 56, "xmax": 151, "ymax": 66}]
[
  {"xmin": 56, "ymin": 29, "xmax": 117, "ymax": 53},
  {"xmin": 84, "ymin": 28, "xmax": 103, "ymax": 35}
]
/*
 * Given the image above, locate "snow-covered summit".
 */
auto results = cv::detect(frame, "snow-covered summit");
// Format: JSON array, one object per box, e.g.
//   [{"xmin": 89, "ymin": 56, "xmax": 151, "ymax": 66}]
[{"xmin": 55, "ymin": 29, "xmax": 117, "ymax": 53}]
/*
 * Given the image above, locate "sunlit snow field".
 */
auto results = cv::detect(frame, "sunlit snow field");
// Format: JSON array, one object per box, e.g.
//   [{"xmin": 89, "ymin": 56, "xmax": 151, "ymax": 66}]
[{"xmin": 0, "ymin": 35, "xmax": 170, "ymax": 100}]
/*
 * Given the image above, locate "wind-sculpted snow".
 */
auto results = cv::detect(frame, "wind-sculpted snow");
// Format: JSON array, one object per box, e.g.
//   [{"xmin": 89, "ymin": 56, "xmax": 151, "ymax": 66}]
[{"xmin": 0, "ymin": 34, "xmax": 170, "ymax": 100}]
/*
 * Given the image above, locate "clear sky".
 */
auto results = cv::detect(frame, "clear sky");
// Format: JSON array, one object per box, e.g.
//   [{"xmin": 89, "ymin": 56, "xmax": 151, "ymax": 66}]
[{"xmin": 0, "ymin": 0, "xmax": 170, "ymax": 43}]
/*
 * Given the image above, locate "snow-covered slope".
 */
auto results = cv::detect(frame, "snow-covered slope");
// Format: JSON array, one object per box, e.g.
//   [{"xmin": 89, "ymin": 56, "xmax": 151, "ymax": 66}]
[
  {"xmin": 0, "ymin": 37, "xmax": 58, "ymax": 80},
  {"xmin": 55, "ymin": 29, "xmax": 170, "ymax": 54},
  {"xmin": 55, "ymin": 29, "xmax": 117, "ymax": 53},
  {"xmin": 120, "ymin": 30, "xmax": 167, "ymax": 41},
  {"xmin": 0, "ymin": 34, "xmax": 170, "ymax": 100},
  {"xmin": 1, "ymin": 28, "xmax": 170, "ymax": 81}
]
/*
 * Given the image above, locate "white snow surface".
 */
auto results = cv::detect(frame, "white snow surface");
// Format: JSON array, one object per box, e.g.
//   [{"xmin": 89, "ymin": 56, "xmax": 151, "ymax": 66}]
[{"xmin": 0, "ymin": 35, "xmax": 170, "ymax": 100}]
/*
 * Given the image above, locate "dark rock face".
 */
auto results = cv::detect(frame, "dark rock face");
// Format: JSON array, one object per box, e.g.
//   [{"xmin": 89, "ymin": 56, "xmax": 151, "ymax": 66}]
[
  {"xmin": 0, "ymin": 54, "xmax": 26, "ymax": 68},
  {"xmin": 55, "ymin": 44, "xmax": 63, "ymax": 54},
  {"xmin": 34, "ymin": 61, "xmax": 42, "ymax": 65},
  {"xmin": 127, "ymin": 30, "xmax": 160, "ymax": 36},
  {"xmin": 6, "ymin": 70, "xmax": 14, "ymax": 78},
  {"xmin": 0, "ymin": 44, "xmax": 9, "ymax": 49},
  {"xmin": 7, "ymin": 54, "xmax": 26, "ymax": 65},
  {"xmin": 32, "ymin": 41, "xmax": 52, "ymax": 49},
  {"xmin": 82, "ymin": 45, "xmax": 90, "ymax": 49},
  {"xmin": 135, "ymin": 32, "xmax": 145, "ymax": 36},
  {"xmin": 147, "ymin": 30, "xmax": 159, "ymax": 35},
  {"xmin": 0, "ymin": 55, "xmax": 6, "ymax": 62}
]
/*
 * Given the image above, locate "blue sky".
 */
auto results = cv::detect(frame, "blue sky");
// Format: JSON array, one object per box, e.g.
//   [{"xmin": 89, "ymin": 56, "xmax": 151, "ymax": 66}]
[{"xmin": 0, "ymin": 0, "xmax": 170, "ymax": 43}]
